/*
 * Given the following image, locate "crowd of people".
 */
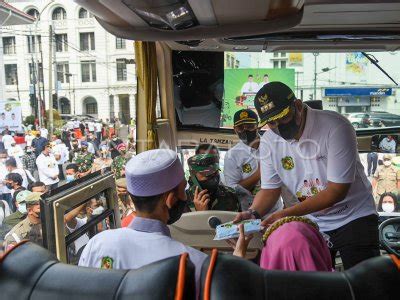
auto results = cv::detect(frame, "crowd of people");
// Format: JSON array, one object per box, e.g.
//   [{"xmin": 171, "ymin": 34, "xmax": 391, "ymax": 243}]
[
  {"xmin": 0, "ymin": 82, "xmax": 390, "ymax": 288},
  {"xmin": 0, "ymin": 118, "xmax": 135, "ymax": 251}
]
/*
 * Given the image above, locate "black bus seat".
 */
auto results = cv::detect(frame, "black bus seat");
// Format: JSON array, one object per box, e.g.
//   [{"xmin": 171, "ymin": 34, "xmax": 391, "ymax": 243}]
[
  {"xmin": 0, "ymin": 241, "xmax": 195, "ymax": 300},
  {"xmin": 200, "ymin": 251, "xmax": 399, "ymax": 300}
]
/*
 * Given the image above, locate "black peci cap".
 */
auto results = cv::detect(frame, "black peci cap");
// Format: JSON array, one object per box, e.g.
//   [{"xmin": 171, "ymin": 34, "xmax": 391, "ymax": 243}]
[
  {"xmin": 233, "ymin": 109, "xmax": 258, "ymax": 127},
  {"xmin": 254, "ymin": 82, "xmax": 296, "ymax": 127}
]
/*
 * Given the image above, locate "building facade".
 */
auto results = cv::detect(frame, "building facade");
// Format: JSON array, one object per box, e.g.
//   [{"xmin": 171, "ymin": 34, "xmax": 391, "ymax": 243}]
[{"xmin": 2, "ymin": 0, "xmax": 136, "ymax": 124}]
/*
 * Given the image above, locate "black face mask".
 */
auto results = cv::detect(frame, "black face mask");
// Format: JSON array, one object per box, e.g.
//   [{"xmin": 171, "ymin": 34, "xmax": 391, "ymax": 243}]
[
  {"xmin": 167, "ymin": 199, "xmax": 187, "ymax": 225},
  {"xmin": 238, "ymin": 130, "xmax": 258, "ymax": 146},
  {"xmin": 6, "ymin": 183, "xmax": 13, "ymax": 190},
  {"xmin": 199, "ymin": 174, "xmax": 220, "ymax": 195},
  {"xmin": 278, "ymin": 106, "xmax": 300, "ymax": 140}
]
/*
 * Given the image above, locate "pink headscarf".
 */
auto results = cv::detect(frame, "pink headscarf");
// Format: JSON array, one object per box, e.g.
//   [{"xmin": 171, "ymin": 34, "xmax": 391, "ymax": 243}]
[{"xmin": 260, "ymin": 221, "xmax": 333, "ymax": 272}]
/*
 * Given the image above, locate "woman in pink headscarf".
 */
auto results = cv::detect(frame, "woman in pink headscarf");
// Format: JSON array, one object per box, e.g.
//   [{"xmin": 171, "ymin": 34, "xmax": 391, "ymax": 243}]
[{"xmin": 231, "ymin": 216, "xmax": 333, "ymax": 272}]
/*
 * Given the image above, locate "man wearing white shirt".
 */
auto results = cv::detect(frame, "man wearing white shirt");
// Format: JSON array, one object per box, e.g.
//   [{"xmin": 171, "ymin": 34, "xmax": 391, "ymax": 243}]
[
  {"xmin": 39, "ymin": 127, "xmax": 49, "ymax": 139},
  {"xmin": 24, "ymin": 132, "xmax": 34, "ymax": 147},
  {"xmin": 5, "ymin": 158, "xmax": 32, "ymax": 189},
  {"xmin": 379, "ymin": 135, "xmax": 396, "ymax": 153},
  {"xmin": 53, "ymin": 139, "xmax": 69, "ymax": 181},
  {"xmin": 2, "ymin": 131, "xmax": 14, "ymax": 150},
  {"xmin": 36, "ymin": 143, "xmax": 59, "ymax": 190},
  {"xmin": 235, "ymin": 82, "xmax": 378, "ymax": 270},
  {"xmin": 95, "ymin": 121, "xmax": 102, "ymax": 141},
  {"xmin": 241, "ymin": 75, "xmax": 259, "ymax": 95},
  {"xmin": 0, "ymin": 150, "xmax": 12, "ymax": 211},
  {"xmin": 7, "ymin": 141, "xmax": 24, "ymax": 168},
  {"xmin": 258, "ymin": 74, "xmax": 269, "ymax": 90}
]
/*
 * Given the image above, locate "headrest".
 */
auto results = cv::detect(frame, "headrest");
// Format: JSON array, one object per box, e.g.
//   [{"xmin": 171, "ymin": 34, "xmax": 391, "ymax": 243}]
[{"xmin": 0, "ymin": 242, "xmax": 195, "ymax": 300}]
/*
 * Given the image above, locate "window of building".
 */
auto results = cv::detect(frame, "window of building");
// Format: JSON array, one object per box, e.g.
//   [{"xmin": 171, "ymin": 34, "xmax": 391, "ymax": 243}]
[
  {"xmin": 281, "ymin": 52, "xmax": 287, "ymax": 57},
  {"xmin": 81, "ymin": 61, "xmax": 96, "ymax": 82},
  {"xmin": 84, "ymin": 97, "xmax": 98, "ymax": 115},
  {"xmin": 281, "ymin": 60, "xmax": 287, "ymax": 68},
  {"xmin": 116, "ymin": 37, "xmax": 126, "ymax": 49},
  {"xmin": 116, "ymin": 59, "xmax": 127, "ymax": 81},
  {"xmin": 273, "ymin": 60, "xmax": 279, "ymax": 68},
  {"xmin": 26, "ymin": 8, "xmax": 39, "ymax": 18},
  {"xmin": 78, "ymin": 8, "xmax": 92, "ymax": 19},
  {"xmin": 55, "ymin": 34, "xmax": 68, "ymax": 52},
  {"xmin": 2, "ymin": 37, "xmax": 16, "ymax": 55},
  {"xmin": 52, "ymin": 7, "xmax": 67, "ymax": 20},
  {"xmin": 56, "ymin": 62, "xmax": 70, "ymax": 83},
  {"xmin": 5, "ymin": 64, "xmax": 18, "ymax": 85},
  {"xmin": 27, "ymin": 35, "xmax": 41, "ymax": 53},
  {"xmin": 28, "ymin": 63, "xmax": 44, "ymax": 84},
  {"xmin": 80, "ymin": 32, "xmax": 95, "ymax": 51},
  {"xmin": 273, "ymin": 52, "xmax": 279, "ymax": 57}
]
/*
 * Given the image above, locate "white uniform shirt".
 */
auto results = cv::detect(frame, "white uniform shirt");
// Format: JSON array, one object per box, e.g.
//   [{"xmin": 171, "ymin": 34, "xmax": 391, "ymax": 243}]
[
  {"xmin": 379, "ymin": 138, "xmax": 396, "ymax": 153},
  {"xmin": 79, "ymin": 217, "xmax": 207, "ymax": 294},
  {"xmin": 53, "ymin": 143, "xmax": 69, "ymax": 165},
  {"xmin": 2, "ymin": 135, "xmax": 14, "ymax": 150},
  {"xmin": 260, "ymin": 107, "xmax": 376, "ymax": 232},
  {"xmin": 36, "ymin": 153, "xmax": 60, "ymax": 185},
  {"xmin": 224, "ymin": 140, "xmax": 284, "ymax": 212},
  {"xmin": 0, "ymin": 162, "xmax": 11, "ymax": 194},
  {"xmin": 241, "ymin": 82, "xmax": 260, "ymax": 94},
  {"xmin": 40, "ymin": 128, "xmax": 48, "ymax": 139},
  {"xmin": 95, "ymin": 123, "xmax": 102, "ymax": 133},
  {"xmin": 66, "ymin": 217, "xmax": 90, "ymax": 254},
  {"xmin": 25, "ymin": 134, "xmax": 34, "ymax": 147},
  {"xmin": 88, "ymin": 122, "xmax": 95, "ymax": 132},
  {"xmin": 7, "ymin": 145, "xmax": 24, "ymax": 167}
]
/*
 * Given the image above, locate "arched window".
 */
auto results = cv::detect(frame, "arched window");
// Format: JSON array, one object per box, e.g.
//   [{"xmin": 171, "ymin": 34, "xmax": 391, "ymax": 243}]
[
  {"xmin": 52, "ymin": 7, "xmax": 67, "ymax": 20},
  {"xmin": 79, "ymin": 8, "xmax": 88, "ymax": 19},
  {"xmin": 83, "ymin": 97, "xmax": 98, "ymax": 116},
  {"xmin": 26, "ymin": 8, "xmax": 39, "ymax": 19},
  {"xmin": 60, "ymin": 97, "xmax": 71, "ymax": 115}
]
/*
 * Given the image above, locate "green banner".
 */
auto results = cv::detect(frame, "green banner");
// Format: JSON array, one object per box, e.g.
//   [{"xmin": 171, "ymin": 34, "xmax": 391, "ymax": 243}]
[{"xmin": 222, "ymin": 68, "xmax": 295, "ymax": 127}]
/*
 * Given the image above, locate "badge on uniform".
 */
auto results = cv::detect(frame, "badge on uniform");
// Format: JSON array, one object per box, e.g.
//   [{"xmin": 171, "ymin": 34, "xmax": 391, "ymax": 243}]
[
  {"xmin": 100, "ymin": 256, "xmax": 114, "ymax": 269},
  {"xmin": 242, "ymin": 163, "xmax": 252, "ymax": 173},
  {"xmin": 281, "ymin": 156, "xmax": 294, "ymax": 170}
]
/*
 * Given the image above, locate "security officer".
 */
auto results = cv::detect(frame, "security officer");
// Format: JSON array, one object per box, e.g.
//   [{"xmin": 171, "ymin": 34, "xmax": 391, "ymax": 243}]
[
  {"xmin": 116, "ymin": 177, "xmax": 135, "ymax": 218},
  {"xmin": 73, "ymin": 141, "xmax": 94, "ymax": 176},
  {"xmin": 79, "ymin": 149, "xmax": 207, "ymax": 292},
  {"xmin": 4, "ymin": 192, "xmax": 43, "ymax": 251},
  {"xmin": 111, "ymin": 143, "xmax": 130, "ymax": 179},
  {"xmin": 187, "ymin": 154, "xmax": 240, "ymax": 211},
  {"xmin": 372, "ymin": 154, "xmax": 400, "ymax": 204},
  {"xmin": 3, "ymin": 190, "xmax": 31, "ymax": 227}
]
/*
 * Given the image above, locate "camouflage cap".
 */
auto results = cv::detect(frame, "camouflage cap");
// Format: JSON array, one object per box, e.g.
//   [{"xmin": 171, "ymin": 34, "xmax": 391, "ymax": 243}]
[
  {"xmin": 25, "ymin": 192, "xmax": 42, "ymax": 205},
  {"xmin": 187, "ymin": 154, "xmax": 219, "ymax": 176},
  {"xmin": 116, "ymin": 177, "xmax": 127, "ymax": 188},
  {"xmin": 16, "ymin": 190, "xmax": 33, "ymax": 204}
]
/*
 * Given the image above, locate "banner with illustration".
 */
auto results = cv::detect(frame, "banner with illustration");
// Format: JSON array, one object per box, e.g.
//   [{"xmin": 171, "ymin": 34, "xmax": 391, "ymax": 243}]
[
  {"xmin": 0, "ymin": 100, "xmax": 22, "ymax": 132},
  {"xmin": 345, "ymin": 52, "xmax": 368, "ymax": 74},
  {"xmin": 222, "ymin": 68, "xmax": 295, "ymax": 127}
]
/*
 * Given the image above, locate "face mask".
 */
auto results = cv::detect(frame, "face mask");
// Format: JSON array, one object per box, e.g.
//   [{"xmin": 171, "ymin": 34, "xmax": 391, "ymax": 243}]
[
  {"xmin": 66, "ymin": 174, "xmax": 75, "ymax": 183},
  {"xmin": 167, "ymin": 199, "xmax": 187, "ymax": 225},
  {"xmin": 383, "ymin": 160, "xmax": 392, "ymax": 167},
  {"xmin": 382, "ymin": 203, "xmax": 395, "ymax": 213},
  {"xmin": 18, "ymin": 203, "xmax": 27, "ymax": 214},
  {"xmin": 199, "ymin": 174, "xmax": 220, "ymax": 195},
  {"xmin": 6, "ymin": 183, "xmax": 13, "ymax": 190},
  {"xmin": 113, "ymin": 138, "xmax": 117, "ymax": 141},
  {"xmin": 26, "ymin": 149, "xmax": 32, "ymax": 154},
  {"xmin": 278, "ymin": 106, "xmax": 300, "ymax": 140},
  {"xmin": 238, "ymin": 130, "xmax": 258, "ymax": 146},
  {"xmin": 92, "ymin": 206, "xmax": 105, "ymax": 216}
]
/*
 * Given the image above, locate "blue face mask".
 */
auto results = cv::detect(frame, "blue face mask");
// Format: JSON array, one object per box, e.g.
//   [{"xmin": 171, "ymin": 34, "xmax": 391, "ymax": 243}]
[
  {"xmin": 18, "ymin": 203, "xmax": 27, "ymax": 214},
  {"xmin": 66, "ymin": 175, "xmax": 75, "ymax": 183}
]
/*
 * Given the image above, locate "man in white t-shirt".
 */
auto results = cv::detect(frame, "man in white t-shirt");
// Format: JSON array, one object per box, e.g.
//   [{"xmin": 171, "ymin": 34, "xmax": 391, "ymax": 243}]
[
  {"xmin": 378, "ymin": 135, "xmax": 396, "ymax": 153},
  {"xmin": 241, "ymin": 75, "xmax": 259, "ymax": 95},
  {"xmin": 2, "ymin": 131, "xmax": 14, "ymax": 150},
  {"xmin": 235, "ymin": 82, "xmax": 379, "ymax": 270},
  {"xmin": 36, "ymin": 143, "xmax": 59, "ymax": 190},
  {"xmin": 39, "ymin": 127, "xmax": 49, "ymax": 139}
]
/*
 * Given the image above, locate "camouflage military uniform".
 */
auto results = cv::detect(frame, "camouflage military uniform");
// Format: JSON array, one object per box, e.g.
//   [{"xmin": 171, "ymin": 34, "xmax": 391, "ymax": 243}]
[
  {"xmin": 73, "ymin": 152, "xmax": 95, "ymax": 173},
  {"xmin": 3, "ymin": 210, "xmax": 26, "ymax": 227},
  {"xmin": 187, "ymin": 154, "xmax": 241, "ymax": 212},
  {"xmin": 4, "ymin": 217, "xmax": 43, "ymax": 250},
  {"xmin": 112, "ymin": 155, "xmax": 128, "ymax": 179}
]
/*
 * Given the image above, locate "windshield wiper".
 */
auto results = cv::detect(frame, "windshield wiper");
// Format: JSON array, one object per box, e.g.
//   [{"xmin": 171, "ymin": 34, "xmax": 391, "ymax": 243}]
[{"xmin": 361, "ymin": 52, "xmax": 398, "ymax": 86}]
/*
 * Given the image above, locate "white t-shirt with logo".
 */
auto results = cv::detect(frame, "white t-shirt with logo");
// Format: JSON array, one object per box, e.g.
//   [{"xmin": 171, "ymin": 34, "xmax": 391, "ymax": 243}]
[{"xmin": 260, "ymin": 107, "xmax": 376, "ymax": 232}]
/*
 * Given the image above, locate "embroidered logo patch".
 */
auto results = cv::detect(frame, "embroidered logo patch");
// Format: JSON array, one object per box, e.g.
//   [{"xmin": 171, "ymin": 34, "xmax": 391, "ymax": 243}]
[
  {"xmin": 281, "ymin": 156, "xmax": 294, "ymax": 170},
  {"xmin": 242, "ymin": 163, "xmax": 252, "ymax": 173},
  {"xmin": 100, "ymin": 256, "xmax": 114, "ymax": 269}
]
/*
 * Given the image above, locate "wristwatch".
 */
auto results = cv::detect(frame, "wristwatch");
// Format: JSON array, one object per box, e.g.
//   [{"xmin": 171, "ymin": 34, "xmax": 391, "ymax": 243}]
[{"xmin": 247, "ymin": 208, "xmax": 261, "ymax": 219}]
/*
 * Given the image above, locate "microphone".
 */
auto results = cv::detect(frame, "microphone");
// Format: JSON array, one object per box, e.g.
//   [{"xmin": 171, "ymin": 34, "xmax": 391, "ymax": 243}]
[{"xmin": 208, "ymin": 216, "xmax": 222, "ymax": 229}]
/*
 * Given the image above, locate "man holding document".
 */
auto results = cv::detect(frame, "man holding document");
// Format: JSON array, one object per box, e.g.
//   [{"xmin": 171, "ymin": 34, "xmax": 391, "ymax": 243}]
[{"xmin": 234, "ymin": 82, "xmax": 379, "ymax": 270}]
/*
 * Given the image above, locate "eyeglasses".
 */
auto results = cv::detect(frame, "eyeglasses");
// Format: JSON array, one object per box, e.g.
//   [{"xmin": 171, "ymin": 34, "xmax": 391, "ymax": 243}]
[{"xmin": 235, "ymin": 123, "xmax": 257, "ymax": 133}]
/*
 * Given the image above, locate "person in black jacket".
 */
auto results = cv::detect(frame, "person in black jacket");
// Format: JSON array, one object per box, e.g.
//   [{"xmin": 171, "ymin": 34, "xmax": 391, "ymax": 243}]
[{"xmin": 31, "ymin": 133, "xmax": 48, "ymax": 157}]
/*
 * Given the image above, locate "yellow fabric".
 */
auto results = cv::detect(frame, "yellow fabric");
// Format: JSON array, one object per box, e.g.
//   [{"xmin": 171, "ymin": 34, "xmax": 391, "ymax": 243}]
[
  {"xmin": 135, "ymin": 41, "xmax": 158, "ymax": 150},
  {"xmin": 259, "ymin": 106, "xmax": 290, "ymax": 128}
]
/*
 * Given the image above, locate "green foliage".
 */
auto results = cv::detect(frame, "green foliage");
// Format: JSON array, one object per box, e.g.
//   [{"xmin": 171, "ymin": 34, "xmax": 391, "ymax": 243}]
[{"xmin": 24, "ymin": 115, "xmax": 35, "ymax": 126}]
